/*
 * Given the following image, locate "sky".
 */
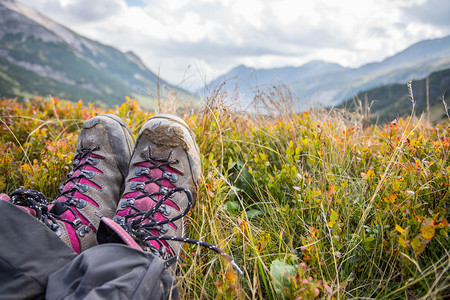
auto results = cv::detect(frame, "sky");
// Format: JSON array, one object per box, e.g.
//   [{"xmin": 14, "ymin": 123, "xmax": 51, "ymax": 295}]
[{"xmin": 19, "ymin": 0, "xmax": 450, "ymax": 91}]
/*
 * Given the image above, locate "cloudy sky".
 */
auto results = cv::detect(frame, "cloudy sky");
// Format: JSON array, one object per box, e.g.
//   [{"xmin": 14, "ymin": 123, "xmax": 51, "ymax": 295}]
[{"xmin": 19, "ymin": 0, "xmax": 450, "ymax": 91}]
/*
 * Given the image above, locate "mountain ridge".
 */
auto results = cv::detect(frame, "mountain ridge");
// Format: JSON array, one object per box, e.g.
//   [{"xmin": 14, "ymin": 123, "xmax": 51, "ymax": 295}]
[
  {"xmin": 339, "ymin": 67, "xmax": 450, "ymax": 123},
  {"xmin": 0, "ymin": 0, "xmax": 190, "ymax": 107},
  {"xmin": 207, "ymin": 35, "xmax": 450, "ymax": 109}
]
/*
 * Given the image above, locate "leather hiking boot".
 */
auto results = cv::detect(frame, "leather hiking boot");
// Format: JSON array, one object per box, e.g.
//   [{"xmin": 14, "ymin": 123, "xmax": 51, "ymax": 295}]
[
  {"xmin": 98, "ymin": 114, "xmax": 201, "ymax": 260},
  {"xmin": 8, "ymin": 114, "xmax": 135, "ymax": 254},
  {"xmin": 50, "ymin": 114, "xmax": 134, "ymax": 253},
  {"xmin": 97, "ymin": 114, "xmax": 242, "ymax": 274}
]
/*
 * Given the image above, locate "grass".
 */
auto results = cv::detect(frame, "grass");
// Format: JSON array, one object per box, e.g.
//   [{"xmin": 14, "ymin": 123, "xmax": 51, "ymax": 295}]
[{"xmin": 0, "ymin": 87, "xmax": 449, "ymax": 299}]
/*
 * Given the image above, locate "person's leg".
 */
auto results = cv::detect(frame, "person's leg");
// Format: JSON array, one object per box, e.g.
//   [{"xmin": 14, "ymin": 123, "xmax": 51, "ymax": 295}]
[
  {"xmin": 7, "ymin": 114, "xmax": 134, "ymax": 253},
  {"xmin": 46, "ymin": 244, "xmax": 178, "ymax": 300},
  {"xmin": 0, "ymin": 114, "xmax": 134, "ymax": 298},
  {"xmin": 46, "ymin": 114, "xmax": 201, "ymax": 300},
  {"xmin": 0, "ymin": 199, "xmax": 76, "ymax": 299},
  {"xmin": 24, "ymin": 114, "xmax": 239, "ymax": 299}
]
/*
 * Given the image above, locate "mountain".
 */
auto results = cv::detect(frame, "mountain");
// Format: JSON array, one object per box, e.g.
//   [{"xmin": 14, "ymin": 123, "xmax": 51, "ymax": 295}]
[
  {"xmin": 0, "ymin": 0, "xmax": 189, "ymax": 107},
  {"xmin": 203, "ymin": 60, "xmax": 350, "ymax": 105},
  {"xmin": 339, "ymin": 67, "xmax": 450, "ymax": 123},
  {"xmin": 206, "ymin": 36, "xmax": 450, "ymax": 110}
]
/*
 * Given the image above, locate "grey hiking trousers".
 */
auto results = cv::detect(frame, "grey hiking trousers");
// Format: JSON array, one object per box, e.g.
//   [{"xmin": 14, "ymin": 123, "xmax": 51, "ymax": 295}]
[{"xmin": 0, "ymin": 200, "xmax": 178, "ymax": 299}]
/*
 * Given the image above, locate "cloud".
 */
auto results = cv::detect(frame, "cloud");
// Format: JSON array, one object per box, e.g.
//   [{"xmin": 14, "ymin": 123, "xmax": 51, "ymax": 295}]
[
  {"xmin": 19, "ymin": 0, "xmax": 124, "ymax": 24},
  {"xmin": 403, "ymin": 0, "xmax": 450, "ymax": 28},
  {"xmin": 17, "ymin": 0, "xmax": 450, "ymax": 90},
  {"xmin": 62, "ymin": 0, "xmax": 124, "ymax": 22}
]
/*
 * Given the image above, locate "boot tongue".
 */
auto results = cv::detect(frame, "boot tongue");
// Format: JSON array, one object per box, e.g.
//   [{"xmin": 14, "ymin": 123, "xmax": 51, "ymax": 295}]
[
  {"xmin": 145, "ymin": 145, "xmax": 170, "ymax": 161},
  {"xmin": 50, "ymin": 201, "xmax": 69, "ymax": 215},
  {"xmin": 146, "ymin": 145, "xmax": 183, "ymax": 175}
]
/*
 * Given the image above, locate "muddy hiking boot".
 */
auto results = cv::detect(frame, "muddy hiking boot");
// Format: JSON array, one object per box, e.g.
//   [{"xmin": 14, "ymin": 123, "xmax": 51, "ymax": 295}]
[
  {"xmin": 8, "ymin": 114, "xmax": 134, "ymax": 254},
  {"xmin": 98, "ymin": 114, "xmax": 242, "ymax": 274},
  {"xmin": 98, "ymin": 114, "xmax": 201, "ymax": 259}
]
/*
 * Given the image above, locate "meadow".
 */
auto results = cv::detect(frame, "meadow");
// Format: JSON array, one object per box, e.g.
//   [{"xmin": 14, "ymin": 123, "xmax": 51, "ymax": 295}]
[{"xmin": 0, "ymin": 86, "xmax": 448, "ymax": 299}]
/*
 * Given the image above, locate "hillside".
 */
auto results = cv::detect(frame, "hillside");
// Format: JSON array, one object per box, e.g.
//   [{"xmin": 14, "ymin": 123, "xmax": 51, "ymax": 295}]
[
  {"xmin": 207, "ymin": 36, "xmax": 450, "ymax": 109},
  {"xmin": 340, "ymin": 67, "xmax": 450, "ymax": 122},
  {"xmin": 0, "ymin": 0, "xmax": 191, "ymax": 107}
]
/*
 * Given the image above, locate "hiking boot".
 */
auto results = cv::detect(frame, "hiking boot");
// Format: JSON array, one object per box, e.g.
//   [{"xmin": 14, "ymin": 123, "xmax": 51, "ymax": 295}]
[
  {"xmin": 98, "ymin": 114, "xmax": 201, "ymax": 260},
  {"xmin": 97, "ymin": 114, "xmax": 243, "ymax": 274},
  {"xmin": 7, "ymin": 115, "xmax": 135, "ymax": 254}
]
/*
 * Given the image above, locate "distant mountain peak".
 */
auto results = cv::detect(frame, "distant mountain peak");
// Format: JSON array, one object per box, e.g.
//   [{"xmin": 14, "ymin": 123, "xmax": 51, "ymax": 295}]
[
  {"xmin": 230, "ymin": 64, "xmax": 253, "ymax": 72},
  {"xmin": 301, "ymin": 59, "xmax": 344, "ymax": 68},
  {"xmin": 303, "ymin": 59, "xmax": 331, "ymax": 66},
  {"xmin": 230, "ymin": 60, "xmax": 345, "ymax": 73}
]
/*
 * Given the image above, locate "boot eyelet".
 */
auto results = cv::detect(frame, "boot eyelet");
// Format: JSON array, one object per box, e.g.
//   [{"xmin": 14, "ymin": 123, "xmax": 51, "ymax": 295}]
[
  {"xmin": 81, "ymin": 170, "xmax": 95, "ymax": 179},
  {"xmin": 50, "ymin": 223, "xmax": 59, "ymax": 231},
  {"xmin": 77, "ymin": 199, "xmax": 87, "ymax": 208},
  {"xmin": 160, "ymin": 186, "xmax": 175, "ymax": 198},
  {"xmin": 78, "ymin": 225, "xmax": 90, "ymax": 237},
  {"xmin": 158, "ymin": 204, "xmax": 171, "ymax": 216},
  {"xmin": 73, "ymin": 159, "xmax": 80, "ymax": 166},
  {"xmin": 130, "ymin": 182, "xmax": 145, "ymax": 190},
  {"xmin": 170, "ymin": 173, "xmax": 178, "ymax": 183},
  {"xmin": 113, "ymin": 216, "xmax": 125, "ymax": 225},
  {"xmin": 121, "ymin": 198, "xmax": 135, "ymax": 208},
  {"xmin": 72, "ymin": 218, "xmax": 82, "ymax": 229},
  {"xmin": 157, "ymin": 224, "xmax": 169, "ymax": 234},
  {"xmin": 163, "ymin": 172, "xmax": 178, "ymax": 183},
  {"xmin": 75, "ymin": 183, "xmax": 89, "ymax": 193},
  {"xmin": 81, "ymin": 185, "xmax": 88, "ymax": 193},
  {"xmin": 164, "ymin": 206, "xmax": 171, "ymax": 215},
  {"xmin": 68, "ymin": 198, "xmax": 78, "ymax": 206},
  {"xmin": 136, "ymin": 167, "xmax": 150, "ymax": 176},
  {"xmin": 86, "ymin": 157, "xmax": 99, "ymax": 165}
]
